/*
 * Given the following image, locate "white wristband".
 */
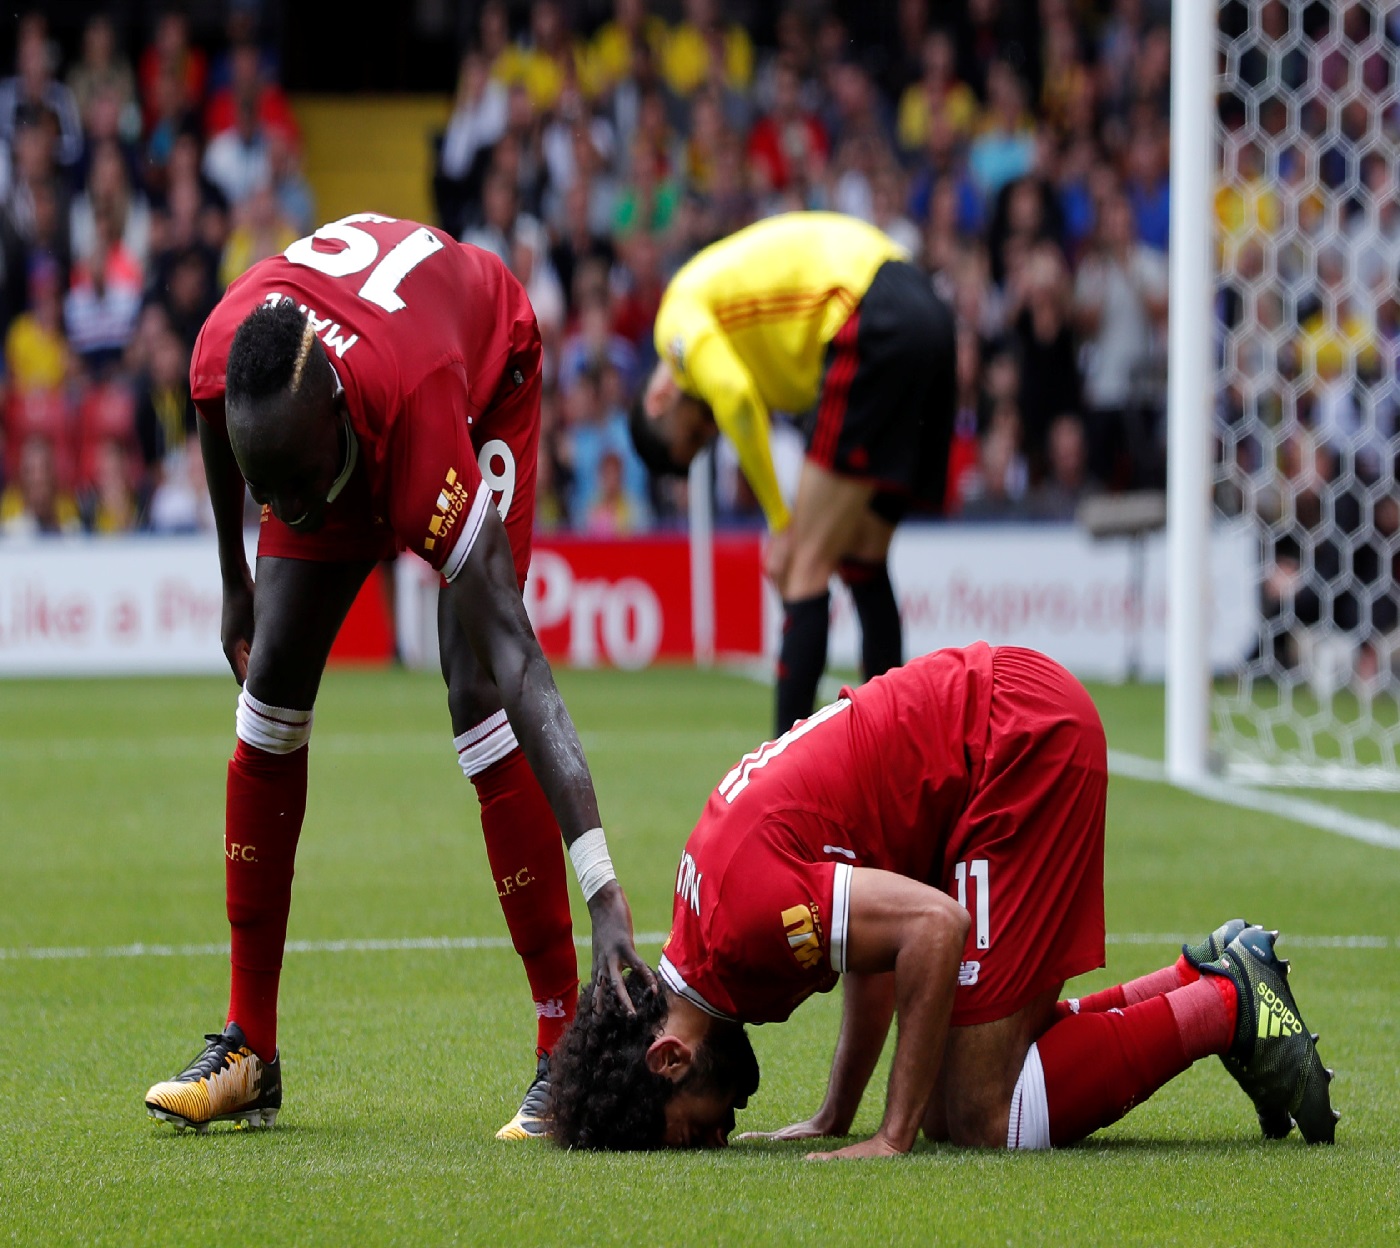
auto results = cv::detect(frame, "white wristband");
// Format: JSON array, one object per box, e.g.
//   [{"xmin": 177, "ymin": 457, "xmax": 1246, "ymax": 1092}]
[{"xmin": 569, "ymin": 827, "xmax": 616, "ymax": 902}]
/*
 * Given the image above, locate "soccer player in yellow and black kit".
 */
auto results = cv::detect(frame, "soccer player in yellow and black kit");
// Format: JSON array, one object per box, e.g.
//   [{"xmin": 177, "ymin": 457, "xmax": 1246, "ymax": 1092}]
[{"xmin": 631, "ymin": 212, "xmax": 955, "ymax": 733}]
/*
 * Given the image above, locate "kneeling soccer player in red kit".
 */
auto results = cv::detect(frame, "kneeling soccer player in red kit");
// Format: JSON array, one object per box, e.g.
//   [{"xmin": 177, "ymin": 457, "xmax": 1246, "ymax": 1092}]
[
  {"xmin": 143, "ymin": 213, "xmax": 653, "ymax": 1140},
  {"xmin": 549, "ymin": 644, "xmax": 1338, "ymax": 1154}
]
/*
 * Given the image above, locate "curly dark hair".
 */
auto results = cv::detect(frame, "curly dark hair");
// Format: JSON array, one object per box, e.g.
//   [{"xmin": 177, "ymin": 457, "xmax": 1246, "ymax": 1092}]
[
  {"xmin": 549, "ymin": 974, "xmax": 676, "ymax": 1150},
  {"xmin": 549, "ymin": 974, "xmax": 761, "ymax": 1151},
  {"xmin": 226, "ymin": 300, "xmax": 328, "ymax": 408}
]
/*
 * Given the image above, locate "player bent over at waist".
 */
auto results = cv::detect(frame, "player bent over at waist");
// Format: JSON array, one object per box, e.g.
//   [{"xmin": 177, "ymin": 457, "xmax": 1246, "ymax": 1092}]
[
  {"xmin": 144, "ymin": 213, "xmax": 652, "ymax": 1140},
  {"xmin": 630, "ymin": 211, "xmax": 955, "ymax": 736},
  {"xmin": 549, "ymin": 645, "xmax": 1339, "ymax": 1155}
]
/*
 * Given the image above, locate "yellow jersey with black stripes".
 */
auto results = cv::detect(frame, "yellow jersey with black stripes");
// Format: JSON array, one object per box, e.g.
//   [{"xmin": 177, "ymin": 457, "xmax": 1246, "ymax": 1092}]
[{"xmin": 654, "ymin": 212, "xmax": 905, "ymax": 530}]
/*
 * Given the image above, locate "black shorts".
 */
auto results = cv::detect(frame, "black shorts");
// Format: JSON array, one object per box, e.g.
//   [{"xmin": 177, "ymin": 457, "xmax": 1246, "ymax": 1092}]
[{"xmin": 806, "ymin": 259, "xmax": 955, "ymax": 522}]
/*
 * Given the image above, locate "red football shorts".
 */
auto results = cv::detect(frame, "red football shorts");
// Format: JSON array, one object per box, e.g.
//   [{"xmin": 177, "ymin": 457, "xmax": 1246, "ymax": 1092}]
[
  {"xmin": 939, "ymin": 646, "xmax": 1107, "ymax": 1027},
  {"xmin": 257, "ymin": 362, "xmax": 541, "ymax": 590}
]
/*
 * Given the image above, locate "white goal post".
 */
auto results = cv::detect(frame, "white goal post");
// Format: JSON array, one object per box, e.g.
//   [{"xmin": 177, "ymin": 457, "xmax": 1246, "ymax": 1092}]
[
  {"xmin": 1166, "ymin": 0, "xmax": 1216, "ymax": 786},
  {"xmin": 1169, "ymin": 1, "xmax": 1400, "ymax": 790}
]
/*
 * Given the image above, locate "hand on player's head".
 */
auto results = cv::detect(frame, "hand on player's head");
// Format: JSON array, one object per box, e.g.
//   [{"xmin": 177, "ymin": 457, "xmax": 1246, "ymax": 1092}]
[
  {"xmin": 549, "ymin": 974, "xmax": 760, "ymax": 1151},
  {"xmin": 549, "ymin": 973, "xmax": 676, "ymax": 1150},
  {"xmin": 226, "ymin": 302, "xmax": 344, "ymax": 532}
]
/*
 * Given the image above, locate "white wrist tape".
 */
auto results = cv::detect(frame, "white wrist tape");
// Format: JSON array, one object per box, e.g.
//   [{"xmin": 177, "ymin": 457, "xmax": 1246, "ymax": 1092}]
[{"xmin": 569, "ymin": 827, "xmax": 616, "ymax": 902}]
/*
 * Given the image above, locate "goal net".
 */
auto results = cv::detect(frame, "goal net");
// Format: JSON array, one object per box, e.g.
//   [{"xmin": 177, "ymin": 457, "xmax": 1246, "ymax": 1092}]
[{"xmin": 1210, "ymin": 1, "xmax": 1400, "ymax": 787}]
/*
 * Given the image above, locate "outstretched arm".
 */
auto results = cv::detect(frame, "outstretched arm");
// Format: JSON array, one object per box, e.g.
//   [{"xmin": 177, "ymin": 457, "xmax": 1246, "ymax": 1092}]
[
  {"xmin": 444, "ymin": 503, "xmax": 656, "ymax": 1005},
  {"xmin": 812, "ymin": 971, "xmax": 896, "ymax": 1134},
  {"xmin": 737, "ymin": 971, "xmax": 894, "ymax": 1143},
  {"xmin": 808, "ymin": 868, "xmax": 968, "ymax": 1160}
]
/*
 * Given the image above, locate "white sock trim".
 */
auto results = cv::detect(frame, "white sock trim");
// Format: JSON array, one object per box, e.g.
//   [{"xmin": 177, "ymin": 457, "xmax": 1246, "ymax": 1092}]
[
  {"xmin": 454, "ymin": 711, "xmax": 519, "ymax": 777},
  {"xmin": 236, "ymin": 689, "xmax": 313, "ymax": 754},
  {"xmin": 1007, "ymin": 1042, "xmax": 1051, "ymax": 1150},
  {"xmin": 568, "ymin": 827, "xmax": 616, "ymax": 902}
]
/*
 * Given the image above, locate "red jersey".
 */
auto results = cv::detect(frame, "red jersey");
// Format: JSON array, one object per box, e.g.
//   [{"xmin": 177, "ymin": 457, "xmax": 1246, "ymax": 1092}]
[
  {"xmin": 659, "ymin": 643, "xmax": 995, "ymax": 1024},
  {"xmin": 190, "ymin": 213, "xmax": 540, "ymax": 580}
]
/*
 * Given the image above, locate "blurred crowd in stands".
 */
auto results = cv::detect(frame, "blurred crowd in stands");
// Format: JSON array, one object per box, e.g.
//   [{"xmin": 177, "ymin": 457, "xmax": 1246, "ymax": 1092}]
[
  {"xmin": 438, "ymin": 0, "xmax": 1181, "ymax": 533},
  {"xmin": 1, "ymin": 0, "xmax": 1394, "ymax": 606},
  {"xmin": 0, "ymin": 6, "xmax": 309, "ymax": 537}
]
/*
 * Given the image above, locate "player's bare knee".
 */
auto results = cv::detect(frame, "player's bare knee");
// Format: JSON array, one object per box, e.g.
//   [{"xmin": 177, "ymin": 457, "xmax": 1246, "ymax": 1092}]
[
  {"xmin": 444, "ymin": 665, "xmax": 502, "ymax": 737},
  {"xmin": 842, "ymin": 512, "xmax": 894, "ymax": 566},
  {"xmin": 921, "ymin": 1099, "xmax": 950, "ymax": 1143},
  {"xmin": 783, "ymin": 543, "xmax": 842, "ymax": 600},
  {"xmin": 243, "ymin": 649, "xmax": 319, "ymax": 714},
  {"xmin": 945, "ymin": 1095, "xmax": 1013, "ymax": 1149}
]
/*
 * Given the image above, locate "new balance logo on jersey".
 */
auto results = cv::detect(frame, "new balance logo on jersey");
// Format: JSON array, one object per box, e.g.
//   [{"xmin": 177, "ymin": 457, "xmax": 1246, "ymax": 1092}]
[
  {"xmin": 1257, "ymin": 981, "xmax": 1303, "ymax": 1039},
  {"xmin": 958, "ymin": 961, "xmax": 980, "ymax": 986},
  {"xmin": 781, "ymin": 904, "xmax": 824, "ymax": 971},
  {"xmin": 424, "ymin": 467, "xmax": 471, "ymax": 552}
]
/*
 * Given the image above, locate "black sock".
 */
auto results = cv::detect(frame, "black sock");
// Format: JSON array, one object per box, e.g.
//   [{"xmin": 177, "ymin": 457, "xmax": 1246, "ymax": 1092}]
[
  {"xmin": 776, "ymin": 591, "xmax": 830, "ymax": 735},
  {"xmin": 842, "ymin": 559, "xmax": 902, "ymax": 681}
]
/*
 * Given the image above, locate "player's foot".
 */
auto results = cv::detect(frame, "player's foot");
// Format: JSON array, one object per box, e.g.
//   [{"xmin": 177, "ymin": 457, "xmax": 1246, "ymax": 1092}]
[
  {"xmin": 1181, "ymin": 917, "xmax": 1250, "ymax": 969},
  {"xmin": 145, "ymin": 1022, "xmax": 281, "ymax": 1133},
  {"xmin": 495, "ymin": 1052, "xmax": 551, "ymax": 1141},
  {"xmin": 1199, "ymin": 926, "xmax": 1338, "ymax": 1144},
  {"xmin": 1184, "ymin": 919, "xmax": 1296, "ymax": 1138}
]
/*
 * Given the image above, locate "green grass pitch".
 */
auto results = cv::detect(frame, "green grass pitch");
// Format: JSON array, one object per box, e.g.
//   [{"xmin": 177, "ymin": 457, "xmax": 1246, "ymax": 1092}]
[{"xmin": 1, "ymin": 666, "xmax": 1397, "ymax": 1246}]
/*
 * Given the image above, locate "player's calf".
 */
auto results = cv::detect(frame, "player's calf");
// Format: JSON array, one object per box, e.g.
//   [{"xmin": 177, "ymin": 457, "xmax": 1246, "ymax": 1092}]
[
  {"xmin": 454, "ymin": 714, "xmax": 578, "ymax": 1139},
  {"xmin": 775, "ymin": 592, "xmax": 831, "ymax": 733},
  {"xmin": 839, "ymin": 558, "xmax": 902, "ymax": 681},
  {"xmin": 224, "ymin": 690, "xmax": 313, "ymax": 1062}
]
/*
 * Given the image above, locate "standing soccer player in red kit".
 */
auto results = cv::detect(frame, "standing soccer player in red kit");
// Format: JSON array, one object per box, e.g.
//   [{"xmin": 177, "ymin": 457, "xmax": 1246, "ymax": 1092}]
[
  {"xmin": 142, "ymin": 213, "xmax": 654, "ymax": 1139},
  {"xmin": 550, "ymin": 645, "xmax": 1339, "ymax": 1154}
]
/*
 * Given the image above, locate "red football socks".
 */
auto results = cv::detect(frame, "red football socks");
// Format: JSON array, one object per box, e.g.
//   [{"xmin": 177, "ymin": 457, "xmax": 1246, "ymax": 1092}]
[
  {"xmin": 1037, "ymin": 975, "xmax": 1237, "ymax": 1146},
  {"xmin": 225, "ymin": 739, "xmax": 307, "ymax": 1061},
  {"xmin": 471, "ymin": 748, "xmax": 579, "ymax": 1054},
  {"xmin": 1166, "ymin": 971, "xmax": 1237, "ymax": 1058},
  {"xmin": 1055, "ymin": 955, "xmax": 1200, "ymax": 1020}
]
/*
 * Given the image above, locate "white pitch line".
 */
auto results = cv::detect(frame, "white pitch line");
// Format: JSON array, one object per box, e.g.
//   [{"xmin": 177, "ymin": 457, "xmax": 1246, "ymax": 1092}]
[
  {"xmin": 0, "ymin": 929, "xmax": 1392, "ymax": 964},
  {"xmin": 1100, "ymin": 932, "xmax": 1394, "ymax": 949},
  {"xmin": 1108, "ymin": 749, "xmax": 1400, "ymax": 851},
  {"xmin": 0, "ymin": 727, "xmax": 758, "ymax": 764},
  {"xmin": 0, "ymin": 932, "xmax": 669, "ymax": 963}
]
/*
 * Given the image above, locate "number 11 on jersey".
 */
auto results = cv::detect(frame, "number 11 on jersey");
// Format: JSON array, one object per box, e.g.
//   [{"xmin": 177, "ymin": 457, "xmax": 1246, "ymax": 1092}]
[{"xmin": 954, "ymin": 858, "xmax": 990, "ymax": 950}]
